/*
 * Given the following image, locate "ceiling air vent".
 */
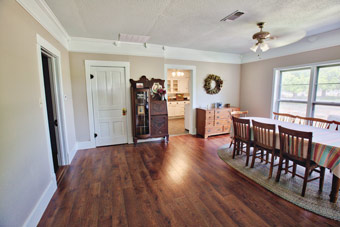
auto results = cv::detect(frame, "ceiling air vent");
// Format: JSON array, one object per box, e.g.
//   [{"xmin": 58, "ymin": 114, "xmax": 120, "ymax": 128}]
[
  {"xmin": 119, "ymin": 33, "xmax": 150, "ymax": 43},
  {"xmin": 220, "ymin": 10, "xmax": 244, "ymax": 21}
]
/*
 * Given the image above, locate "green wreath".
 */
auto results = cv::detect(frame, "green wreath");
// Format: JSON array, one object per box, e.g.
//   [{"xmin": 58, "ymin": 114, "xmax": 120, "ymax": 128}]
[{"xmin": 204, "ymin": 74, "xmax": 223, "ymax": 94}]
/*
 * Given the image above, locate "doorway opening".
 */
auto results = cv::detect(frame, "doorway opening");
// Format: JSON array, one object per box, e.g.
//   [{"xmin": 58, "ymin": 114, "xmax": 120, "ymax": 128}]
[
  {"xmin": 167, "ymin": 69, "xmax": 192, "ymax": 135},
  {"xmin": 41, "ymin": 50, "xmax": 62, "ymax": 176}
]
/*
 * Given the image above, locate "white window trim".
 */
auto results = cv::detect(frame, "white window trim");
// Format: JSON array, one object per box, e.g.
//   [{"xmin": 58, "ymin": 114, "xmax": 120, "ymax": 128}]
[{"xmin": 272, "ymin": 59, "xmax": 340, "ymax": 118}]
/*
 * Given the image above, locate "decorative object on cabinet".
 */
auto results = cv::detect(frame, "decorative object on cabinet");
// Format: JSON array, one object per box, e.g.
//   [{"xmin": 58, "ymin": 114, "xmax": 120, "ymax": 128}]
[
  {"xmin": 136, "ymin": 83, "xmax": 144, "ymax": 88},
  {"xmin": 176, "ymin": 93, "xmax": 184, "ymax": 101},
  {"xmin": 216, "ymin": 102, "xmax": 222, "ymax": 108},
  {"xmin": 156, "ymin": 88, "xmax": 167, "ymax": 101},
  {"xmin": 130, "ymin": 76, "xmax": 169, "ymax": 145},
  {"xmin": 151, "ymin": 82, "xmax": 162, "ymax": 94},
  {"xmin": 196, "ymin": 107, "xmax": 240, "ymax": 138},
  {"xmin": 204, "ymin": 74, "xmax": 223, "ymax": 94}
]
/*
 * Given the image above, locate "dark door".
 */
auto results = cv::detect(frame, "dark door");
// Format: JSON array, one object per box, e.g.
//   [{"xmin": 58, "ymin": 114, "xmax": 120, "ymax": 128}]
[{"xmin": 41, "ymin": 52, "xmax": 59, "ymax": 173}]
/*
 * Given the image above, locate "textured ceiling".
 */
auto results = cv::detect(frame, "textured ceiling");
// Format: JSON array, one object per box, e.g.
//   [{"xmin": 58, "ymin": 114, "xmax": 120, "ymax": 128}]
[{"xmin": 45, "ymin": 0, "xmax": 340, "ymax": 54}]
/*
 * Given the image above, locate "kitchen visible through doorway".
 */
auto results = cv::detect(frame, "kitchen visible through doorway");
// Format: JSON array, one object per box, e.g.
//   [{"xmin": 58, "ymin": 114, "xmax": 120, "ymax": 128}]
[{"xmin": 167, "ymin": 69, "xmax": 191, "ymax": 135}]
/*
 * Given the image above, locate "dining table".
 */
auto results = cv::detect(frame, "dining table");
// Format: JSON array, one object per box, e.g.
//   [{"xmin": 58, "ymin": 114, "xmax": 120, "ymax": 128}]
[{"xmin": 232, "ymin": 117, "xmax": 340, "ymax": 203}]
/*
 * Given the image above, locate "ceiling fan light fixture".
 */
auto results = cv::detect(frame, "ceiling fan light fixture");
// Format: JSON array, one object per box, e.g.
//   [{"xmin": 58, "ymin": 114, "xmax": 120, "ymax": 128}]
[
  {"xmin": 250, "ymin": 43, "xmax": 259, "ymax": 52},
  {"xmin": 260, "ymin": 42, "xmax": 269, "ymax": 52}
]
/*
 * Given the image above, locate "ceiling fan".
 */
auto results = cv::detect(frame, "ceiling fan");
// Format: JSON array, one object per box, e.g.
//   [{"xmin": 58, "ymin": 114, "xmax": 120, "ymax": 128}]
[
  {"xmin": 250, "ymin": 22, "xmax": 306, "ymax": 53},
  {"xmin": 250, "ymin": 22, "xmax": 272, "ymax": 52}
]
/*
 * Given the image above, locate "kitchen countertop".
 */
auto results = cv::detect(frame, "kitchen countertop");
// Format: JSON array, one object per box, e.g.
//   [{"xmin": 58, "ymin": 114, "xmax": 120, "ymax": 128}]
[{"xmin": 168, "ymin": 100, "xmax": 190, "ymax": 102}]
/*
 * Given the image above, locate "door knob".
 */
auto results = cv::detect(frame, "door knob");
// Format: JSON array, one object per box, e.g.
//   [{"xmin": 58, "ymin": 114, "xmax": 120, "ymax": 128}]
[
  {"xmin": 122, "ymin": 108, "xmax": 127, "ymax": 116},
  {"xmin": 54, "ymin": 119, "xmax": 58, "ymax": 127}
]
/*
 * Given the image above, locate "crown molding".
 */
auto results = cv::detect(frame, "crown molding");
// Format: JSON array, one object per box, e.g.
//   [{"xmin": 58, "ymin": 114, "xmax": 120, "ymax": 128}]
[
  {"xmin": 68, "ymin": 37, "xmax": 242, "ymax": 64},
  {"xmin": 16, "ymin": 0, "xmax": 70, "ymax": 49},
  {"xmin": 16, "ymin": 0, "xmax": 340, "ymax": 64},
  {"xmin": 241, "ymin": 28, "xmax": 340, "ymax": 64}
]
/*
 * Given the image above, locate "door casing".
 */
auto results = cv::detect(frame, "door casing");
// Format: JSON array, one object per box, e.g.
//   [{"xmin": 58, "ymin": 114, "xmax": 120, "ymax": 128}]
[
  {"xmin": 36, "ymin": 34, "xmax": 69, "ymax": 179},
  {"xmin": 164, "ymin": 64, "xmax": 197, "ymax": 135}
]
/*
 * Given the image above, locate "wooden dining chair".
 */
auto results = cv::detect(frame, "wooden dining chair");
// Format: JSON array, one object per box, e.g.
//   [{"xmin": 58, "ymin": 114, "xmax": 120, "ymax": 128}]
[
  {"xmin": 333, "ymin": 121, "xmax": 340, "ymax": 130},
  {"xmin": 231, "ymin": 110, "xmax": 248, "ymax": 117},
  {"xmin": 273, "ymin": 112, "xmax": 296, "ymax": 123},
  {"xmin": 232, "ymin": 116, "xmax": 252, "ymax": 166},
  {"xmin": 251, "ymin": 120, "xmax": 279, "ymax": 178},
  {"xmin": 296, "ymin": 116, "xmax": 332, "ymax": 129},
  {"xmin": 229, "ymin": 110, "xmax": 248, "ymax": 148},
  {"xmin": 275, "ymin": 126, "xmax": 325, "ymax": 197}
]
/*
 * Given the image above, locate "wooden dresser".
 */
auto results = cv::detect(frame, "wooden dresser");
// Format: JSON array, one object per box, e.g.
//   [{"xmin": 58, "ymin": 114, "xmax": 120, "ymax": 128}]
[{"xmin": 196, "ymin": 107, "xmax": 240, "ymax": 138}]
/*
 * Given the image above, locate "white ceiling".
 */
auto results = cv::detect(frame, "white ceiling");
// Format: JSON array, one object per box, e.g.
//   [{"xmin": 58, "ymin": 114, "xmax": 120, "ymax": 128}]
[{"xmin": 45, "ymin": 0, "xmax": 340, "ymax": 54}]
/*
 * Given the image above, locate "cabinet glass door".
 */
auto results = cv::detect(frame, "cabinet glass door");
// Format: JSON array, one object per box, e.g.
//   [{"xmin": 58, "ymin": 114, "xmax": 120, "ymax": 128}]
[
  {"xmin": 135, "ymin": 90, "xmax": 150, "ymax": 136},
  {"xmin": 167, "ymin": 80, "xmax": 171, "ymax": 92},
  {"xmin": 173, "ymin": 80, "xmax": 179, "ymax": 92}
]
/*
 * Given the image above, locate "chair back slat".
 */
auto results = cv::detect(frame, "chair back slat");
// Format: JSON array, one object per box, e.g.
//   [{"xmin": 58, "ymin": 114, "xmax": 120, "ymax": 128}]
[
  {"xmin": 231, "ymin": 110, "xmax": 248, "ymax": 118},
  {"xmin": 252, "ymin": 120, "xmax": 276, "ymax": 150},
  {"xmin": 273, "ymin": 112, "xmax": 296, "ymax": 123},
  {"xmin": 278, "ymin": 126, "xmax": 312, "ymax": 162},
  {"xmin": 232, "ymin": 116, "xmax": 251, "ymax": 142},
  {"xmin": 333, "ymin": 121, "xmax": 340, "ymax": 131},
  {"xmin": 296, "ymin": 116, "xmax": 332, "ymax": 129}
]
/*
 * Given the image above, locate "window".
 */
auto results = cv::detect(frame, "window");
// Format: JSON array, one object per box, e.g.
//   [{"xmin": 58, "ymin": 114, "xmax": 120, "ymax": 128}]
[
  {"xmin": 273, "ymin": 62, "xmax": 340, "ymax": 120},
  {"xmin": 276, "ymin": 68, "xmax": 311, "ymax": 116},
  {"xmin": 313, "ymin": 65, "xmax": 340, "ymax": 119}
]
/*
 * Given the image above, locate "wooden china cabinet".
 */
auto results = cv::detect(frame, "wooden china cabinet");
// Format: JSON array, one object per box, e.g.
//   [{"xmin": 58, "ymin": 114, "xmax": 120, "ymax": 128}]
[{"xmin": 130, "ymin": 76, "xmax": 169, "ymax": 145}]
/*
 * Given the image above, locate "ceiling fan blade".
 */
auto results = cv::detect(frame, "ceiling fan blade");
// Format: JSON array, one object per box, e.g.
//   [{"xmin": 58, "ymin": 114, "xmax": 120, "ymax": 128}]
[{"xmin": 267, "ymin": 31, "xmax": 306, "ymax": 48}]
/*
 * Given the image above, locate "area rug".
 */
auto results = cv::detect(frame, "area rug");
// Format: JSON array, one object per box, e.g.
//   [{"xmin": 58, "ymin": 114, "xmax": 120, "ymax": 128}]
[{"xmin": 218, "ymin": 144, "xmax": 340, "ymax": 221}]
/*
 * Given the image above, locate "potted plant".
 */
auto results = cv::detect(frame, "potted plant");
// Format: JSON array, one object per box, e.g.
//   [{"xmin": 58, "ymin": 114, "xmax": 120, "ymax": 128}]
[{"xmin": 157, "ymin": 88, "xmax": 167, "ymax": 101}]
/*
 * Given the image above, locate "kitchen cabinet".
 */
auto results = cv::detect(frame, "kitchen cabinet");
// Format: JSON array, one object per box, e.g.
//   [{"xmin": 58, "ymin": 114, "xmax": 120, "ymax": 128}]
[
  {"xmin": 172, "ymin": 80, "xmax": 179, "ymax": 93},
  {"xmin": 178, "ymin": 78, "xmax": 189, "ymax": 93},
  {"xmin": 167, "ymin": 80, "xmax": 171, "ymax": 91},
  {"xmin": 168, "ymin": 101, "xmax": 190, "ymax": 117},
  {"xmin": 168, "ymin": 77, "xmax": 189, "ymax": 93}
]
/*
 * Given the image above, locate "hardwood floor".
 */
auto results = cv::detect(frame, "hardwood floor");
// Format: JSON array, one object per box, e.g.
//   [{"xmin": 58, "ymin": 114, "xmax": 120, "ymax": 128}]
[
  {"xmin": 168, "ymin": 118, "xmax": 188, "ymax": 135},
  {"xmin": 39, "ymin": 135, "xmax": 339, "ymax": 226},
  {"xmin": 55, "ymin": 166, "xmax": 68, "ymax": 185}
]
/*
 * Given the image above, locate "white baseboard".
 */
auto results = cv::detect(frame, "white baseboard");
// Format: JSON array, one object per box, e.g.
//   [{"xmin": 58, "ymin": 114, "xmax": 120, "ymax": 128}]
[
  {"xmin": 128, "ymin": 137, "xmax": 164, "ymax": 144},
  {"xmin": 77, "ymin": 141, "xmax": 95, "ymax": 150},
  {"xmin": 78, "ymin": 137, "xmax": 168, "ymax": 147},
  {"xmin": 23, "ymin": 178, "xmax": 57, "ymax": 227}
]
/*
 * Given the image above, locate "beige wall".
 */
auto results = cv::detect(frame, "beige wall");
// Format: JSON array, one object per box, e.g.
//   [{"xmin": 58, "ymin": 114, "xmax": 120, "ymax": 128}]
[
  {"xmin": 0, "ymin": 1, "xmax": 76, "ymax": 226},
  {"xmin": 69, "ymin": 52, "xmax": 240, "ymax": 142},
  {"xmin": 240, "ymin": 46, "xmax": 340, "ymax": 117},
  {"xmin": 165, "ymin": 59, "xmax": 241, "ymax": 109}
]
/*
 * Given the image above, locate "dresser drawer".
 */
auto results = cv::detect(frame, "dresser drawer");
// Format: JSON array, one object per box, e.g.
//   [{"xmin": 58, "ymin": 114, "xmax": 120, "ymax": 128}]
[
  {"xmin": 206, "ymin": 114, "xmax": 215, "ymax": 121},
  {"xmin": 205, "ymin": 126, "xmax": 223, "ymax": 135},
  {"xmin": 215, "ymin": 110, "xmax": 231, "ymax": 120},
  {"xmin": 206, "ymin": 110, "xmax": 214, "ymax": 116},
  {"xmin": 223, "ymin": 124, "xmax": 231, "ymax": 133},
  {"xmin": 205, "ymin": 121, "xmax": 214, "ymax": 128},
  {"xmin": 214, "ymin": 119, "xmax": 229, "ymax": 126},
  {"xmin": 215, "ymin": 109, "xmax": 229, "ymax": 115}
]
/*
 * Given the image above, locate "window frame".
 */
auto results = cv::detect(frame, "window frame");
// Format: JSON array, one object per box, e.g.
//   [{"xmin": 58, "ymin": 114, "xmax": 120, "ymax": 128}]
[{"xmin": 271, "ymin": 60, "xmax": 340, "ymax": 119}]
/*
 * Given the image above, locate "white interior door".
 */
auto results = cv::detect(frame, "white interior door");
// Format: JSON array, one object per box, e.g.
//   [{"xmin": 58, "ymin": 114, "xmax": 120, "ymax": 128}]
[{"xmin": 91, "ymin": 66, "xmax": 127, "ymax": 146}]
